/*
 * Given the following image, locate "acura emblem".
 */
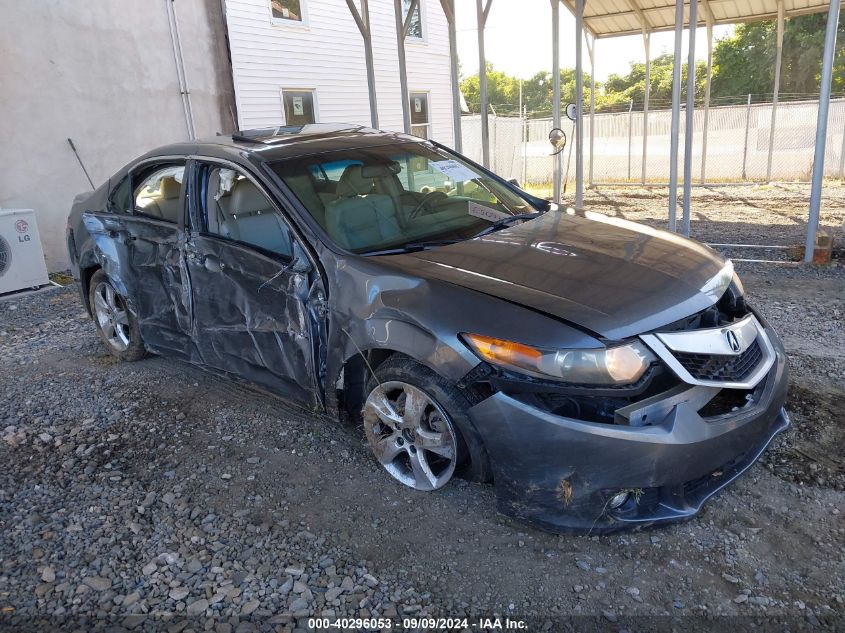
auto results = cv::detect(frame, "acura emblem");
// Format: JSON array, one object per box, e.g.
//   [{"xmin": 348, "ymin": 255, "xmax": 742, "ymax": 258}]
[{"xmin": 725, "ymin": 330, "xmax": 741, "ymax": 353}]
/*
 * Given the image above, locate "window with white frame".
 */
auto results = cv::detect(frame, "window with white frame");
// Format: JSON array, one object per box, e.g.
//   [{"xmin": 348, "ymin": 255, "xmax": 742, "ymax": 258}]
[
  {"xmin": 282, "ymin": 89, "xmax": 316, "ymax": 125},
  {"xmin": 402, "ymin": 0, "xmax": 423, "ymax": 39},
  {"xmin": 270, "ymin": 0, "xmax": 304, "ymax": 23},
  {"xmin": 410, "ymin": 92, "xmax": 429, "ymax": 138}
]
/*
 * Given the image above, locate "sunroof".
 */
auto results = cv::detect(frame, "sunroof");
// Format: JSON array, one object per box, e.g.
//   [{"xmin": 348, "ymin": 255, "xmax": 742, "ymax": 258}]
[{"xmin": 231, "ymin": 126, "xmax": 306, "ymax": 144}]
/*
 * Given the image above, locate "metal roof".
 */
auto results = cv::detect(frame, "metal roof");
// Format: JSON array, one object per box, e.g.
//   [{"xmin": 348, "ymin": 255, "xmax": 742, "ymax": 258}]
[{"xmin": 560, "ymin": 0, "xmax": 833, "ymax": 39}]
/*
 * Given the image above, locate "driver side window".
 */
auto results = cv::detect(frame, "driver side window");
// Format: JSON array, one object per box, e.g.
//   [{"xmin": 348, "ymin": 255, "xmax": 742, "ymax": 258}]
[{"xmin": 199, "ymin": 166, "xmax": 295, "ymax": 260}]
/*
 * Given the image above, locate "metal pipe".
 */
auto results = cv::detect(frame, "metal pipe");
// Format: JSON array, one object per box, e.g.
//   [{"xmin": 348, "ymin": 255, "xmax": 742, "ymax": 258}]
[
  {"xmin": 552, "ymin": 0, "xmax": 562, "ymax": 202},
  {"xmin": 575, "ymin": 0, "xmax": 584, "ymax": 207},
  {"xmin": 588, "ymin": 37, "xmax": 596, "ymax": 188},
  {"xmin": 394, "ymin": 0, "xmax": 418, "ymax": 134},
  {"xmin": 477, "ymin": 0, "xmax": 492, "ymax": 167},
  {"xmin": 439, "ymin": 0, "xmax": 462, "ymax": 151},
  {"xmin": 667, "ymin": 0, "xmax": 684, "ymax": 231},
  {"xmin": 642, "ymin": 30, "xmax": 650, "ymax": 184},
  {"xmin": 805, "ymin": 0, "xmax": 840, "ymax": 263},
  {"xmin": 165, "ymin": 0, "xmax": 195, "ymax": 139},
  {"xmin": 766, "ymin": 0, "xmax": 785, "ymax": 182},
  {"xmin": 346, "ymin": 0, "xmax": 379, "ymax": 128},
  {"xmin": 682, "ymin": 0, "xmax": 697, "ymax": 236},
  {"xmin": 700, "ymin": 18, "xmax": 713, "ymax": 183},
  {"xmin": 522, "ymin": 104, "xmax": 528, "ymax": 186},
  {"xmin": 627, "ymin": 99, "xmax": 634, "ymax": 181},
  {"xmin": 742, "ymin": 93, "xmax": 751, "ymax": 180}
]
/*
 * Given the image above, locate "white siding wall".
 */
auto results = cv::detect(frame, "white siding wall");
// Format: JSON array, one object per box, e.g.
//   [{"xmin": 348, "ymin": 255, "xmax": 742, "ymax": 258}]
[{"xmin": 225, "ymin": 0, "xmax": 455, "ymax": 147}]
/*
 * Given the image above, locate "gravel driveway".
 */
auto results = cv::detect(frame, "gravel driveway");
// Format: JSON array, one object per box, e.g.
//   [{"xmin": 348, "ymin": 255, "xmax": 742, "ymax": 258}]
[{"xmin": 1, "ymin": 262, "xmax": 843, "ymax": 629}]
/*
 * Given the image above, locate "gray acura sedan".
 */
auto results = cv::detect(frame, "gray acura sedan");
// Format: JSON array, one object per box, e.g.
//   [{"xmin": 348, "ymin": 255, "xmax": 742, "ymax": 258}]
[{"xmin": 67, "ymin": 124, "xmax": 789, "ymax": 532}]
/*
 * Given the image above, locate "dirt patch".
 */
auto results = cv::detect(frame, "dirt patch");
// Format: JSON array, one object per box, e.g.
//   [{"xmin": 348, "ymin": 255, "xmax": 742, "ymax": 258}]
[{"xmin": 763, "ymin": 385, "xmax": 845, "ymax": 490}]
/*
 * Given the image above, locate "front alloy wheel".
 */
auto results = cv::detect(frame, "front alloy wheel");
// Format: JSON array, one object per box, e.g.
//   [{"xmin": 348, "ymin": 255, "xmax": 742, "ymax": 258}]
[{"xmin": 363, "ymin": 381, "xmax": 458, "ymax": 491}]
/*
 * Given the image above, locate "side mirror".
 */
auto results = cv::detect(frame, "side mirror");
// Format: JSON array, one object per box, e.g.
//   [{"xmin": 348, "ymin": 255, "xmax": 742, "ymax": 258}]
[
  {"xmin": 507, "ymin": 177, "xmax": 521, "ymax": 188},
  {"xmin": 549, "ymin": 128, "xmax": 567, "ymax": 156}
]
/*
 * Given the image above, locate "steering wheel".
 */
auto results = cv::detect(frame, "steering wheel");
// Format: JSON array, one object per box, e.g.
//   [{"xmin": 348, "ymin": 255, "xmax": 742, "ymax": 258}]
[{"xmin": 408, "ymin": 191, "xmax": 448, "ymax": 219}]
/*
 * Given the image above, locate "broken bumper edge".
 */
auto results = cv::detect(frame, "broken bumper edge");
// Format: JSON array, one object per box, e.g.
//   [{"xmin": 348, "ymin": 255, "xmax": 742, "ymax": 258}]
[{"xmin": 467, "ymin": 352, "xmax": 789, "ymax": 534}]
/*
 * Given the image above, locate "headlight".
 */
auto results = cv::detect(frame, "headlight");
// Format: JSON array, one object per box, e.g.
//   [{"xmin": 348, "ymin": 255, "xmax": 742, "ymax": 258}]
[{"xmin": 462, "ymin": 333, "xmax": 656, "ymax": 385}]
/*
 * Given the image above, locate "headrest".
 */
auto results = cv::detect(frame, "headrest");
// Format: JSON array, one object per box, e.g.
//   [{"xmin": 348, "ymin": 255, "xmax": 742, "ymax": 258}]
[
  {"xmin": 159, "ymin": 176, "xmax": 181, "ymax": 200},
  {"xmin": 230, "ymin": 179, "xmax": 270, "ymax": 215},
  {"xmin": 361, "ymin": 162, "xmax": 401, "ymax": 178},
  {"xmin": 336, "ymin": 164, "xmax": 374, "ymax": 198}
]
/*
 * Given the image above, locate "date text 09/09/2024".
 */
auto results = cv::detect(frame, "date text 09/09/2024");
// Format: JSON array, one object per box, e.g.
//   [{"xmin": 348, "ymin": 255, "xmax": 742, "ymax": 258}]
[{"xmin": 308, "ymin": 617, "xmax": 528, "ymax": 630}]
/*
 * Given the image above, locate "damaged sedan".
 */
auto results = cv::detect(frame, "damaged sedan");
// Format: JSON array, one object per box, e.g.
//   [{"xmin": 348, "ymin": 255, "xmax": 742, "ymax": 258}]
[{"xmin": 67, "ymin": 124, "xmax": 789, "ymax": 532}]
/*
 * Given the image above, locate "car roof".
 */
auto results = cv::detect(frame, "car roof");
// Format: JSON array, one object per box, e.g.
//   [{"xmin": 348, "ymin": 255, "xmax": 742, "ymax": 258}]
[{"xmin": 141, "ymin": 123, "xmax": 425, "ymax": 164}]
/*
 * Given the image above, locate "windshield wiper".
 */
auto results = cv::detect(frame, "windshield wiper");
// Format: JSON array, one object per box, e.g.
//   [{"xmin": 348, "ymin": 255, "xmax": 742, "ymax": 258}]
[
  {"xmin": 358, "ymin": 239, "xmax": 464, "ymax": 256},
  {"xmin": 470, "ymin": 212, "xmax": 544, "ymax": 238}
]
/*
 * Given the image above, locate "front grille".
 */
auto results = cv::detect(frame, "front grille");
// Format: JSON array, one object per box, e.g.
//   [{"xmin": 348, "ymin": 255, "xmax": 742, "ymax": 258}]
[{"xmin": 673, "ymin": 338, "xmax": 763, "ymax": 382}]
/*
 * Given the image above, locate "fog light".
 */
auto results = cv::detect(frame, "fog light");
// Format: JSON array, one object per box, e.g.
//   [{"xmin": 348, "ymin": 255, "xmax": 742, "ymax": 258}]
[{"xmin": 608, "ymin": 491, "xmax": 629, "ymax": 509}]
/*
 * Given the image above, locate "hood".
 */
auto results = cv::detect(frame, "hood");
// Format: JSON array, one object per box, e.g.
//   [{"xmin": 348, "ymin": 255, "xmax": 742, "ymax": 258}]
[{"xmin": 382, "ymin": 211, "xmax": 729, "ymax": 340}]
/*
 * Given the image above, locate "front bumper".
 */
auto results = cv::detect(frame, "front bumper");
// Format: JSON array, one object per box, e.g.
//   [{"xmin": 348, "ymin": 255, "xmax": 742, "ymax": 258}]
[{"xmin": 467, "ymin": 335, "xmax": 789, "ymax": 533}]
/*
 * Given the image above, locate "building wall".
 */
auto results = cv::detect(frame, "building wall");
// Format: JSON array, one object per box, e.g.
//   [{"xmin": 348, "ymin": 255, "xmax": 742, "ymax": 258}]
[
  {"xmin": 0, "ymin": 0, "xmax": 236, "ymax": 271},
  {"xmin": 225, "ymin": 0, "xmax": 455, "ymax": 146}
]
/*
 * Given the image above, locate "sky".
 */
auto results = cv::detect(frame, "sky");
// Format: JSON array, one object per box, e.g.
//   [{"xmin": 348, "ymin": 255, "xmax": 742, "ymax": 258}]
[{"xmin": 454, "ymin": 1, "xmax": 734, "ymax": 82}]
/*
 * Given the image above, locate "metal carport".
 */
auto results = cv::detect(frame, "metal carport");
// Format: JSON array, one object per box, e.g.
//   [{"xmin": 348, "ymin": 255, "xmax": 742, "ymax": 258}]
[{"xmin": 531, "ymin": 0, "xmax": 837, "ymax": 262}]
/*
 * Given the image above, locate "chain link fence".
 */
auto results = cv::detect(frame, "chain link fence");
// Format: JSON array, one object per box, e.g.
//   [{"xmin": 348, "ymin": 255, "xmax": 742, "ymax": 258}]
[{"xmin": 461, "ymin": 98, "xmax": 845, "ymax": 192}]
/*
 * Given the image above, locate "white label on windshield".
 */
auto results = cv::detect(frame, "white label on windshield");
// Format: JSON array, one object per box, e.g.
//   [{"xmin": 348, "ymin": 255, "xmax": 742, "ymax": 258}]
[
  {"xmin": 468, "ymin": 201, "xmax": 510, "ymax": 223},
  {"xmin": 430, "ymin": 159, "xmax": 478, "ymax": 183}
]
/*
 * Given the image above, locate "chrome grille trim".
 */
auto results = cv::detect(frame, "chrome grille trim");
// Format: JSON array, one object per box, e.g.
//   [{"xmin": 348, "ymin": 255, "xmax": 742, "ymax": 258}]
[{"xmin": 640, "ymin": 315, "xmax": 776, "ymax": 389}]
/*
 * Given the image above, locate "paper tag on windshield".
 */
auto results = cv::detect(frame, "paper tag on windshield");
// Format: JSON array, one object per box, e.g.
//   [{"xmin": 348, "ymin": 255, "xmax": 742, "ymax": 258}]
[
  {"xmin": 430, "ymin": 159, "xmax": 478, "ymax": 183},
  {"xmin": 468, "ymin": 201, "xmax": 510, "ymax": 223}
]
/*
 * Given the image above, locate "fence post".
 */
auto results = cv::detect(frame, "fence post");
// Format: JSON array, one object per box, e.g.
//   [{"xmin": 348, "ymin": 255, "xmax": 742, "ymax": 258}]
[
  {"xmin": 522, "ymin": 105, "xmax": 528, "ymax": 186},
  {"xmin": 627, "ymin": 99, "xmax": 634, "ymax": 181},
  {"xmin": 837, "ymin": 101, "xmax": 845, "ymax": 180},
  {"xmin": 742, "ymin": 94, "xmax": 752, "ymax": 181}
]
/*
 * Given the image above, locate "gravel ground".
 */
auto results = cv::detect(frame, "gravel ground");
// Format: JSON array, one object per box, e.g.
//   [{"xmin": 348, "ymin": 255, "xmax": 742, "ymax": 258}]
[
  {"xmin": 1, "ymin": 211, "xmax": 843, "ymax": 631},
  {"xmin": 582, "ymin": 182, "xmax": 845, "ymax": 261}
]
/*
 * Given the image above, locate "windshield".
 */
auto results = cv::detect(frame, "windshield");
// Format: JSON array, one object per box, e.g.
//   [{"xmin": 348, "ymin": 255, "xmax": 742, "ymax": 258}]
[{"xmin": 270, "ymin": 142, "xmax": 538, "ymax": 254}]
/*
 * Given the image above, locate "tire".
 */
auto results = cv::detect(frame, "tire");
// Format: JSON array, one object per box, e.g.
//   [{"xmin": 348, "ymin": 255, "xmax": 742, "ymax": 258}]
[
  {"xmin": 363, "ymin": 354, "xmax": 491, "ymax": 488},
  {"xmin": 88, "ymin": 270, "xmax": 147, "ymax": 362}
]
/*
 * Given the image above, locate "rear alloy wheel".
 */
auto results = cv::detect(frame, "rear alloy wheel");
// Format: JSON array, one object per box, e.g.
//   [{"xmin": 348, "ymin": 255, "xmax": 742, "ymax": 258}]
[
  {"xmin": 93, "ymin": 281, "xmax": 131, "ymax": 352},
  {"xmin": 88, "ymin": 270, "xmax": 147, "ymax": 361},
  {"xmin": 363, "ymin": 380, "xmax": 458, "ymax": 490}
]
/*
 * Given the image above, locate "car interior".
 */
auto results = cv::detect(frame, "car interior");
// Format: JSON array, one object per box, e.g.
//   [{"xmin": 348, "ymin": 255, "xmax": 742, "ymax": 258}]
[
  {"xmin": 276, "ymin": 155, "xmax": 527, "ymax": 253},
  {"xmin": 134, "ymin": 166, "xmax": 185, "ymax": 223},
  {"xmin": 204, "ymin": 168, "xmax": 294, "ymax": 258}
]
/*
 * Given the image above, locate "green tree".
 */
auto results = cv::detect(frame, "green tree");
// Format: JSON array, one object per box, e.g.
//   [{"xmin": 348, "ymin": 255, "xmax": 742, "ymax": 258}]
[
  {"xmin": 601, "ymin": 53, "xmax": 707, "ymax": 108},
  {"xmin": 460, "ymin": 65, "xmax": 594, "ymax": 116},
  {"xmin": 711, "ymin": 13, "xmax": 845, "ymax": 101}
]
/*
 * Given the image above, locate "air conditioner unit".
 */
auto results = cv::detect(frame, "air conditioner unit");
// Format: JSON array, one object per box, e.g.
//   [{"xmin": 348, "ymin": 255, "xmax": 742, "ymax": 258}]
[{"xmin": 0, "ymin": 209, "xmax": 50, "ymax": 295}]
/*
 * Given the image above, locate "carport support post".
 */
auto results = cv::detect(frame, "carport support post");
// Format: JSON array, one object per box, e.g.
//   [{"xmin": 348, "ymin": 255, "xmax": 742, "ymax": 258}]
[
  {"xmin": 805, "ymin": 0, "xmax": 840, "ymax": 263},
  {"xmin": 681, "ymin": 0, "xmax": 697, "ymax": 236},
  {"xmin": 700, "ymin": 16, "xmax": 713, "ymax": 183},
  {"xmin": 587, "ymin": 36, "xmax": 596, "ymax": 188},
  {"xmin": 667, "ymin": 0, "xmax": 684, "ymax": 232},
  {"xmin": 575, "ymin": 0, "xmax": 585, "ymax": 208},
  {"xmin": 766, "ymin": 0, "xmax": 785, "ymax": 182},
  {"xmin": 477, "ymin": 0, "xmax": 493, "ymax": 168},
  {"xmin": 346, "ymin": 0, "xmax": 379, "ymax": 128},
  {"xmin": 642, "ymin": 30, "xmax": 651, "ymax": 184},
  {"xmin": 627, "ymin": 99, "xmax": 634, "ymax": 181},
  {"xmin": 552, "ymin": 0, "xmax": 562, "ymax": 203},
  {"xmin": 440, "ymin": 0, "xmax": 462, "ymax": 151},
  {"xmin": 394, "ymin": 0, "xmax": 420, "ymax": 134}
]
